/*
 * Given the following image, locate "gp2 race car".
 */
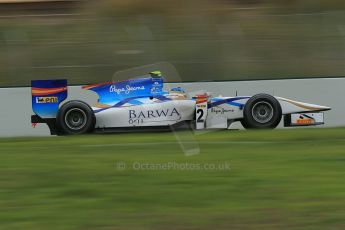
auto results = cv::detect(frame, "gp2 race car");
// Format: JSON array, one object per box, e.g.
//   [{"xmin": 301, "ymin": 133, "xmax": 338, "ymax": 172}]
[{"xmin": 31, "ymin": 71, "xmax": 331, "ymax": 135}]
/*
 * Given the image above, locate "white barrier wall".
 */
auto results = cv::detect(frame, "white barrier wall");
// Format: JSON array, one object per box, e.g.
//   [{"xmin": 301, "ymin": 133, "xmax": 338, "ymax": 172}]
[{"xmin": 0, "ymin": 78, "xmax": 344, "ymax": 137}]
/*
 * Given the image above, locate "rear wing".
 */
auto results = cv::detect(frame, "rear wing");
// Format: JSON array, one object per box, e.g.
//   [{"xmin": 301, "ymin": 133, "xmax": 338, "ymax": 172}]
[
  {"xmin": 31, "ymin": 79, "xmax": 68, "ymax": 118},
  {"xmin": 31, "ymin": 79, "xmax": 68, "ymax": 135}
]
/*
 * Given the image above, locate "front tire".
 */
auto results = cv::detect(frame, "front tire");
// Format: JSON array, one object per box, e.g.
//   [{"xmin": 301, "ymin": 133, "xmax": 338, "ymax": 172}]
[
  {"xmin": 56, "ymin": 100, "xmax": 95, "ymax": 135},
  {"xmin": 241, "ymin": 94, "xmax": 282, "ymax": 129}
]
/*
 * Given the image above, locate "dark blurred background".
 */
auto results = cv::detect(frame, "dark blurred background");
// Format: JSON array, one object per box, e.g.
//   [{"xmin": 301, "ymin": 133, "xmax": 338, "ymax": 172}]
[{"xmin": 0, "ymin": 0, "xmax": 345, "ymax": 86}]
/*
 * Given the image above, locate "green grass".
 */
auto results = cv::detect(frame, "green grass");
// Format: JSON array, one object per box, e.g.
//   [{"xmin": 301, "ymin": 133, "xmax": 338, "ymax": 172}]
[{"xmin": 0, "ymin": 128, "xmax": 345, "ymax": 229}]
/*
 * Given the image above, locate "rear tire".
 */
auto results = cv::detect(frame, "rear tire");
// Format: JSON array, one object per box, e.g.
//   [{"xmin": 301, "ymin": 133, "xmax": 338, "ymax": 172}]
[
  {"xmin": 241, "ymin": 94, "xmax": 282, "ymax": 129},
  {"xmin": 56, "ymin": 100, "xmax": 95, "ymax": 135}
]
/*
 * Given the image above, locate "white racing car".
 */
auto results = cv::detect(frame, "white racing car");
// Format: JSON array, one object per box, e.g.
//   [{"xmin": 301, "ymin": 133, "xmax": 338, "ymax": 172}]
[{"xmin": 31, "ymin": 71, "xmax": 330, "ymax": 135}]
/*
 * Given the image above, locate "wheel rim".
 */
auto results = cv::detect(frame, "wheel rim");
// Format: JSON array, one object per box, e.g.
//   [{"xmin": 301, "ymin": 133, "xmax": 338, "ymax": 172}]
[
  {"xmin": 251, "ymin": 101, "xmax": 274, "ymax": 124},
  {"xmin": 64, "ymin": 108, "xmax": 87, "ymax": 130}
]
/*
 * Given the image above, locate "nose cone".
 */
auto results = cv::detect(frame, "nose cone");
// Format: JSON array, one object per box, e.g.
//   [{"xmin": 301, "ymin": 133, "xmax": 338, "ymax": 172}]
[
  {"xmin": 318, "ymin": 105, "xmax": 331, "ymax": 111},
  {"xmin": 297, "ymin": 102, "xmax": 331, "ymax": 112},
  {"xmin": 277, "ymin": 97, "xmax": 331, "ymax": 112}
]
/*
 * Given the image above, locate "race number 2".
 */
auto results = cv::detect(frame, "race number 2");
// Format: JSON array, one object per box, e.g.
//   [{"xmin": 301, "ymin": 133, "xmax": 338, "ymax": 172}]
[
  {"xmin": 195, "ymin": 99, "xmax": 208, "ymax": 129},
  {"xmin": 196, "ymin": 109, "xmax": 205, "ymax": 122}
]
